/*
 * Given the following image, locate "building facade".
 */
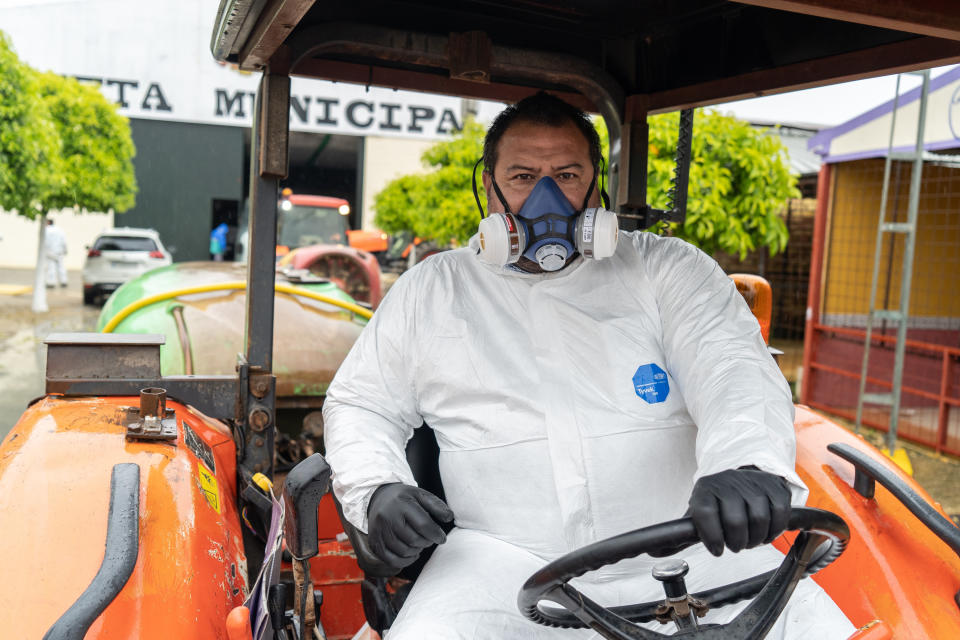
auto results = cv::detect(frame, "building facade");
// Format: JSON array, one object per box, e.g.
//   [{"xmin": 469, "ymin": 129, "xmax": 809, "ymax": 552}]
[{"xmin": 0, "ymin": 0, "xmax": 501, "ymax": 267}]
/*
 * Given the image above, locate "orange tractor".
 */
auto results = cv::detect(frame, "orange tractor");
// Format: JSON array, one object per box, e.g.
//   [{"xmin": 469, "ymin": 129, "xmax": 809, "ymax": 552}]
[{"xmin": 2, "ymin": 2, "xmax": 960, "ymax": 639}]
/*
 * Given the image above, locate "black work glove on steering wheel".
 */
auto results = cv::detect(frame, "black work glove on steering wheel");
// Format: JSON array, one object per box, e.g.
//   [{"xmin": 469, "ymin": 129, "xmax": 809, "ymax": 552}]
[
  {"xmin": 689, "ymin": 468, "xmax": 792, "ymax": 556},
  {"xmin": 367, "ymin": 482, "xmax": 455, "ymax": 569}
]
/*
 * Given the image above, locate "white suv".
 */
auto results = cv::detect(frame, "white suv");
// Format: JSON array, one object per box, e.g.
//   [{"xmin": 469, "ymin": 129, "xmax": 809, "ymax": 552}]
[{"xmin": 82, "ymin": 228, "xmax": 172, "ymax": 304}]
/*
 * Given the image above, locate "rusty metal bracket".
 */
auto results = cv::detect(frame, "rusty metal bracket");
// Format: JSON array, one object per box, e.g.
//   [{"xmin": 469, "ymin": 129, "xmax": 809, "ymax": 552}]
[
  {"xmin": 237, "ymin": 360, "xmax": 276, "ymax": 478},
  {"xmin": 124, "ymin": 387, "xmax": 178, "ymax": 442},
  {"xmin": 257, "ymin": 67, "xmax": 290, "ymax": 179},
  {"xmin": 654, "ymin": 595, "xmax": 709, "ymax": 625}
]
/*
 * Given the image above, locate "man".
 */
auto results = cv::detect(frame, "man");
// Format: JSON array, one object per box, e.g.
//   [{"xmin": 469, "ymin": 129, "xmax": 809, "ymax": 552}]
[
  {"xmin": 44, "ymin": 218, "xmax": 68, "ymax": 288},
  {"xmin": 210, "ymin": 222, "xmax": 228, "ymax": 261},
  {"xmin": 323, "ymin": 93, "xmax": 854, "ymax": 638}
]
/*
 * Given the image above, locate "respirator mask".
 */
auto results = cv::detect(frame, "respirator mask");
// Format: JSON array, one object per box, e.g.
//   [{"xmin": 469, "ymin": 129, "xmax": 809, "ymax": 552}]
[{"xmin": 474, "ymin": 170, "xmax": 619, "ymax": 272}]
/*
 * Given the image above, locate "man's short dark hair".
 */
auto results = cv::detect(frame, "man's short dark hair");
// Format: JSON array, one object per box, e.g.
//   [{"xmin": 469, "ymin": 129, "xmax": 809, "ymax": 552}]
[{"xmin": 483, "ymin": 91, "xmax": 602, "ymax": 174}]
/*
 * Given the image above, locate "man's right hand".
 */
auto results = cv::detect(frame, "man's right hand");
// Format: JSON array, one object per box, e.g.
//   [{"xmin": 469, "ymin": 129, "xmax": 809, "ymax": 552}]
[{"xmin": 367, "ymin": 482, "xmax": 455, "ymax": 569}]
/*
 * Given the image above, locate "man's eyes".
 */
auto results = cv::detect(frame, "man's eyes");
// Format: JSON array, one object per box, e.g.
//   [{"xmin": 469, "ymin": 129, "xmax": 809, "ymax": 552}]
[{"xmin": 509, "ymin": 172, "xmax": 579, "ymax": 182}]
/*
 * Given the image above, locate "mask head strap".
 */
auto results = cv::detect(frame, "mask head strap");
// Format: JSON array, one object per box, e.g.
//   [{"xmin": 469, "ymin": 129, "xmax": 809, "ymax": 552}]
[
  {"xmin": 599, "ymin": 156, "xmax": 611, "ymax": 209},
  {"xmin": 472, "ymin": 157, "xmax": 486, "ymax": 219},
  {"xmin": 489, "ymin": 173, "xmax": 513, "ymax": 215},
  {"xmin": 581, "ymin": 168, "xmax": 597, "ymax": 211}
]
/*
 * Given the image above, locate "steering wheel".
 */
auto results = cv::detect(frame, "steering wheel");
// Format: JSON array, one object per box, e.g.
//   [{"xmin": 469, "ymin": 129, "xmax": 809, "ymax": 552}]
[{"xmin": 518, "ymin": 507, "xmax": 848, "ymax": 639}]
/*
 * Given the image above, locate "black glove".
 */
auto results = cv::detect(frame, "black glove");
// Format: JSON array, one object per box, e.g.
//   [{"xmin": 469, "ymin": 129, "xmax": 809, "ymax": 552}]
[
  {"xmin": 367, "ymin": 482, "xmax": 454, "ymax": 569},
  {"xmin": 688, "ymin": 468, "xmax": 792, "ymax": 557}
]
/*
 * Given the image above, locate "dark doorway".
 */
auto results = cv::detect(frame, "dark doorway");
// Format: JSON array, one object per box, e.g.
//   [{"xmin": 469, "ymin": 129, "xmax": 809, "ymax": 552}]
[{"xmin": 242, "ymin": 130, "xmax": 362, "ymax": 229}]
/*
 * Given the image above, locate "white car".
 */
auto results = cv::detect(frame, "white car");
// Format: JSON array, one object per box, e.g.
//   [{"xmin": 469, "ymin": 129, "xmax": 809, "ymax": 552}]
[{"xmin": 82, "ymin": 228, "xmax": 172, "ymax": 304}]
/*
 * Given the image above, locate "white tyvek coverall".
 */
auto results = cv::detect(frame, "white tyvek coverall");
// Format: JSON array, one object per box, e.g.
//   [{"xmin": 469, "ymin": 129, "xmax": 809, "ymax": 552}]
[
  {"xmin": 44, "ymin": 223, "xmax": 68, "ymax": 286},
  {"xmin": 323, "ymin": 231, "xmax": 854, "ymax": 639}
]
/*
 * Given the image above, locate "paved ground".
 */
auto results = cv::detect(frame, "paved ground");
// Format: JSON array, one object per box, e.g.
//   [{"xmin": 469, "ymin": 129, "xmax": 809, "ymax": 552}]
[
  {"xmin": 0, "ymin": 268, "xmax": 100, "ymax": 438},
  {"xmin": 2, "ymin": 266, "xmax": 958, "ymax": 524}
]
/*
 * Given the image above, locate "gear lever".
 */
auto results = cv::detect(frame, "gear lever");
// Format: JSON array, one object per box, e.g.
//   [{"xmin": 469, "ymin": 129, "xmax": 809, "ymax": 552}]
[
  {"xmin": 652, "ymin": 558, "xmax": 706, "ymax": 633},
  {"xmin": 283, "ymin": 454, "xmax": 332, "ymax": 640}
]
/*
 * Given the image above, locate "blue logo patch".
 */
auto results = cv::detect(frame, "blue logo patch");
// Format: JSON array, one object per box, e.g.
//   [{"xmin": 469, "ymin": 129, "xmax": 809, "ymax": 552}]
[{"xmin": 633, "ymin": 363, "xmax": 669, "ymax": 404}]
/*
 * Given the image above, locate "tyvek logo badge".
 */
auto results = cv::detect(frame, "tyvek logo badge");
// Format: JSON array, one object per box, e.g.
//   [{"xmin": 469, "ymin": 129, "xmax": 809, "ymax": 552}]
[{"xmin": 633, "ymin": 363, "xmax": 669, "ymax": 404}]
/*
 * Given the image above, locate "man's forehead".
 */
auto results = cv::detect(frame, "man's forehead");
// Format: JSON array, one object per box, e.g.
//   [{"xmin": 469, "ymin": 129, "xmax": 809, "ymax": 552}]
[{"xmin": 496, "ymin": 120, "xmax": 591, "ymax": 163}]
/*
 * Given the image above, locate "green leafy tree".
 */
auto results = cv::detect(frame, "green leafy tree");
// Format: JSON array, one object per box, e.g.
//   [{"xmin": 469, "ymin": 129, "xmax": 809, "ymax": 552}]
[
  {"xmin": 374, "ymin": 118, "xmax": 485, "ymax": 245},
  {"xmin": 1, "ymin": 31, "xmax": 137, "ymax": 311},
  {"xmin": 597, "ymin": 111, "xmax": 798, "ymax": 258},
  {"xmin": 374, "ymin": 109, "xmax": 796, "ymax": 257},
  {"xmin": 35, "ymin": 71, "xmax": 137, "ymax": 214},
  {"xmin": 0, "ymin": 31, "xmax": 59, "ymax": 217}
]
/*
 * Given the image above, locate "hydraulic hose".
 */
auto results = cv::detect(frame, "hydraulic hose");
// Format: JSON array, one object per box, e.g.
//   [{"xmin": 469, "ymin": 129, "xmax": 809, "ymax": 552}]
[{"xmin": 101, "ymin": 281, "xmax": 373, "ymax": 333}]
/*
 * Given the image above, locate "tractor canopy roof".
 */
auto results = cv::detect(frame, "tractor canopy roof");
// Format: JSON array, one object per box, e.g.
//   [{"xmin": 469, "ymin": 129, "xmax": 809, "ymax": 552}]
[{"xmin": 211, "ymin": 0, "xmax": 960, "ymax": 118}]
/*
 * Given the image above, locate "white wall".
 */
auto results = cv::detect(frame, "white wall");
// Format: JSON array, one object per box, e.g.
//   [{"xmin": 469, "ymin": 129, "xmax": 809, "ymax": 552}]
[
  {"xmin": 0, "ymin": 209, "xmax": 115, "ymax": 269},
  {"xmin": 361, "ymin": 136, "xmax": 436, "ymax": 230}
]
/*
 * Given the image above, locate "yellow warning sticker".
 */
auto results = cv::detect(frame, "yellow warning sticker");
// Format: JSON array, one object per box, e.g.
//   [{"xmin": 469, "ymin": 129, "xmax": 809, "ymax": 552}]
[{"xmin": 198, "ymin": 462, "xmax": 221, "ymax": 514}]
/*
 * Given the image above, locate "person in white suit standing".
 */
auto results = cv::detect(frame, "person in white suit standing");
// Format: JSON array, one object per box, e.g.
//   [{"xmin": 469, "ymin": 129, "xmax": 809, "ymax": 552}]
[{"xmin": 44, "ymin": 218, "xmax": 68, "ymax": 288}]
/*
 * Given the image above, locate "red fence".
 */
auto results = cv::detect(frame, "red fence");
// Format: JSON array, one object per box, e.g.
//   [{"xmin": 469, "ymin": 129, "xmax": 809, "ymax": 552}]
[{"xmin": 806, "ymin": 324, "xmax": 960, "ymax": 455}]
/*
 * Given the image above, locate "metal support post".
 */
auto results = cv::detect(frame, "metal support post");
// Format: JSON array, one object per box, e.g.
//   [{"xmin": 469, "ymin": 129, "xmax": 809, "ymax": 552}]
[{"xmin": 240, "ymin": 60, "xmax": 290, "ymax": 484}]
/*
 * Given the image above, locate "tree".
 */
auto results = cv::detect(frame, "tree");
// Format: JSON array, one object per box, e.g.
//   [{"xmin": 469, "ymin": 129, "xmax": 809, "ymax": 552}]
[
  {"xmin": 35, "ymin": 71, "xmax": 137, "ymax": 214},
  {"xmin": 0, "ymin": 31, "xmax": 59, "ymax": 218},
  {"xmin": 374, "ymin": 118, "xmax": 485, "ymax": 245},
  {"xmin": 1, "ymin": 30, "xmax": 137, "ymax": 311},
  {"xmin": 374, "ymin": 109, "xmax": 797, "ymax": 258},
  {"xmin": 597, "ymin": 111, "xmax": 798, "ymax": 258}
]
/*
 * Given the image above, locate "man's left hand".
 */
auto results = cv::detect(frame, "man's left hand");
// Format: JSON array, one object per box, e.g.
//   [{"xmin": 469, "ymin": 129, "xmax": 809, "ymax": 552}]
[{"xmin": 688, "ymin": 468, "xmax": 792, "ymax": 556}]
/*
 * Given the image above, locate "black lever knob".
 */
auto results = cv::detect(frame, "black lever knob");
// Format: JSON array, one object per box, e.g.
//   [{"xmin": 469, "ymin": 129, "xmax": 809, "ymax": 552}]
[
  {"xmin": 267, "ymin": 583, "xmax": 289, "ymax": 632},
  {"xmin": 282, "ymin": 454, "xmax": 332, "ymax": 560}
]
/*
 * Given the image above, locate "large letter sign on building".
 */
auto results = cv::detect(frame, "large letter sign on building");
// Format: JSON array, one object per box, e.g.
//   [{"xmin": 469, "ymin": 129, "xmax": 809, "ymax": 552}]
[{"xmin": 0, "ymin": 1, "xmax": 471, "ymax": 142}]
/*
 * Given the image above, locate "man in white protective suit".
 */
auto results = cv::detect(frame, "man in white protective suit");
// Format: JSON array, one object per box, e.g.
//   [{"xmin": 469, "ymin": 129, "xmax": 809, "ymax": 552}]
[
  {"xmin": 44, "ymin": 218, "xmax": 69, "ymax": 288},
  {"xmin": 322, "ymin": 92, "xmax": 855, "ymax": 639}
]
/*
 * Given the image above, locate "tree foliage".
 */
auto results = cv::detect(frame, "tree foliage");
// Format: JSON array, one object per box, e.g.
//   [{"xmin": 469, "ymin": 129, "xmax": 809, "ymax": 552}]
[
  {"xmin": 374, "ymin": 118, "xmax": 485, "ymax": 245},
  {"xmin": 36, "ymin": 71, "xmax": 137, "ymax": 214},
  {"xmin": 0, "ymin": 31, "xmax": 59, "ymax": 218},
  {"xmin": 373, "ymin": 108, "xmax": 797, "ymax": 257},
  {"xmin": 0, "ymin": 31, "xmax": 136, "ymax": 219},
  {"xmin": 598, "ymin": 110, "xmax": 798, "ymax": 258}
]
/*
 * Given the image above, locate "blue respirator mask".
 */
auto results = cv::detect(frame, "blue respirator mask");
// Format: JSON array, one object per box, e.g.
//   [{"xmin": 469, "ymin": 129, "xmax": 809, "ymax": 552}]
[{"xmin": 475, "ymin": 172, "xmax": 619, "ymax": 272}]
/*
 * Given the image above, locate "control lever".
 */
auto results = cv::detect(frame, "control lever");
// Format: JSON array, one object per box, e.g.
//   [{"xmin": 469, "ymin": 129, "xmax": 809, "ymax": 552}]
[
  {"xmin": 652, "ymin": 558, "xmax": 707, "ymax": 632},
  {"xmin": 282, "ymin": 454, "xmax": 332, "ymax": 640}
]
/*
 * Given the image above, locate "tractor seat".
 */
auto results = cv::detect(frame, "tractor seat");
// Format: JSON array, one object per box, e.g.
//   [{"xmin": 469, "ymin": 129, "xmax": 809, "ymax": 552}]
[{"xmin": 331, "ymin": 425, "xmax": 447, "ymax": 634}]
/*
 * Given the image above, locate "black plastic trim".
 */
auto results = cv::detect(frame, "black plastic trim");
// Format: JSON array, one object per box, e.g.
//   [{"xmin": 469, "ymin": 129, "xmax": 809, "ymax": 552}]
[
  {"xmin": 44, "ymin": 463, "xmax": 140, "ymax": 640},
  {"xmin": 828, "ymin": 442, "xmax": 960, "ymax": 558}
]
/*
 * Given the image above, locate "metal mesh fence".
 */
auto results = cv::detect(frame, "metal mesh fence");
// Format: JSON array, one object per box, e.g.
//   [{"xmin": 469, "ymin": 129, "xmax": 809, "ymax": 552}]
[
  {"xmin": 806, "ymin": 158, "xmax": 960, "ymax": 454},
  {"xmin": 714, "ymin": 198, "xmax": 816, "ymax": 387}
]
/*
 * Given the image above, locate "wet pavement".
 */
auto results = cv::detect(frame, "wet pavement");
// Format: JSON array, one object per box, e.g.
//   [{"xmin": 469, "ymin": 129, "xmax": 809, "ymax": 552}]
[
  {"xmin": 2, "ymin": 266, "xmax": 958, "ymax": 523},
  {"xmin": 0, "ymin": 268, "xmax": 100, "ymax": 440}
]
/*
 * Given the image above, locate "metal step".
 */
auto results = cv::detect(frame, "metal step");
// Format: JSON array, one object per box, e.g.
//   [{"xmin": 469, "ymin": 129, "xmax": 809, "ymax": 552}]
[
  {"xmin": 862, "ymin": 392, "xmax": 895, "ymax": 406},
  {"xmin": 871, "ymin": 309, "xmax": 904, "ymax": 321},
  {"xmin": 888, "ymin": 151, "xmax": 922, "ymax": 162},
  {"xmin": 880, "ymin": 222, "xmax": 914, "ymax": 233}
]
